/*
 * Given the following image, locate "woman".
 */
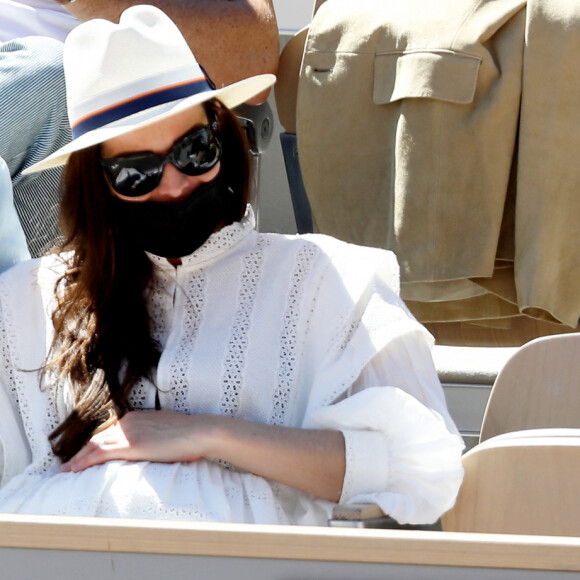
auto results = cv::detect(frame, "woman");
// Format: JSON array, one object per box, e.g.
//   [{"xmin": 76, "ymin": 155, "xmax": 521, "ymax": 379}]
[{"xmin": 0, "ymin": 5, "xmax": 463, "ymax": 525}]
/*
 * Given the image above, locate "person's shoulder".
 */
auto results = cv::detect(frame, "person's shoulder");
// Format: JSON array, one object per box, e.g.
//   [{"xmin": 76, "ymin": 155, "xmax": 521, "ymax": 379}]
[
  {"xmin": 259, "ymin": 232, "xmax": 357, "ymax": 267},
  {"xmin": 0, "ymin": 256, "xmax": 42, "ymax": 284},
  {"xmin": 267, "ymin": 231, "xmax": 391, "ymax": 258},
  {"xmin": 305, "ymin": 233, "xmax": 399, "ymax": 281},
  {"xmin": 302, "ymin": 233, "xmax": 392, "ymax": 258},
  {"xmin": 265, "ymin": 232, "xmax": 401, "ymax": 296},
  {"xmin": 0, "ymin": 253, "xmax": 69, "ymax": 293}
]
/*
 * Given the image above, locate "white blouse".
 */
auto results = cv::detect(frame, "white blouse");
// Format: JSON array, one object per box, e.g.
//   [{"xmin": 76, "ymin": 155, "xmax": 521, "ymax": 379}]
[{"xmin": 0, "ymin": 208, "xmax": 464, "ymax": 525}]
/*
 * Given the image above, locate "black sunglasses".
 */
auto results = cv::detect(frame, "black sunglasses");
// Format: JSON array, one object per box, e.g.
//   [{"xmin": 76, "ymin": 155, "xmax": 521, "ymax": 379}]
[{"xmin": 100, "ymin": 120, "xmax": 222, "ymax": 198}]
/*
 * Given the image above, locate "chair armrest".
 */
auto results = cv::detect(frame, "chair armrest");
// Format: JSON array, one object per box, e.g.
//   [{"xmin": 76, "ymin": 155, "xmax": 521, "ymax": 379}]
[{"xmin": 329, "ymin": 503, "xmax": 441, "ymax": 530}]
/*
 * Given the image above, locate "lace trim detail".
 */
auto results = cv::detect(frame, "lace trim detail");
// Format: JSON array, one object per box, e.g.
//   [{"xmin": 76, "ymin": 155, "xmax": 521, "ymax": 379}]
[
  {"xmin": 220, "ymin": 238, "xmax": 267, "ymax": 417},
  {"xmin": 270, "ymin": 243, "xmax": 317, "ymax": 425},
  {"xmin": 0, "ymin": 279, "xmax": 57, "ymax": 473},
  {"xmin": 336, "ymin": 279, "xmax": 383, "ymax": 354},
  {"xmin": 0, "ymin": 286, "xmax": 18, "ymax": 407},
  {"xmin": 338, "ymin": 320, "xmax": 360, "ymax": 352},
  {"xmin": 0, "ymin": 290, "xmax": 23, "ymax": 479},
  {"xmin": 168, "ymin": 271, "xmax": 206, "ymax": 412},
  {"xmin": 129, "ymin": 377, "xmax": 158, "ymax": 410},
  {"xmin": 146, "ymin": 273, "xmax": 173, "ymax": 348},
  {"xmin": 320, "ymin": 285, "xmax": 378, "ymax": 408}
]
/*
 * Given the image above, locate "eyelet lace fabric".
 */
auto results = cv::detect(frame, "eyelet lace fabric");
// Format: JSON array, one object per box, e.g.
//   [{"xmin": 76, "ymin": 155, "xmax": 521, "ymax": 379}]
[
  {"xmin": 270, "ymin": 243, "xmax": 316, "ymax": 426},
  {"xmin": 219, "ymin": 238, "xmax": 267, "ymax": 418},
  {"xmin": 0, "ymin": 276, "xmax": 59, "ymax": 480},
  {"xmin": 0, "ymin": 209, "xmax": 463, "ymax": 525}
]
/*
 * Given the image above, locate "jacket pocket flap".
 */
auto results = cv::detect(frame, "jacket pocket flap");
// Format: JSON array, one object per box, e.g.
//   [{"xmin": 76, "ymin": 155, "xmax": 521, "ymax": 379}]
[{"xmin": 374, "ymin": 50, "xmax": 481, "ymax": 105}]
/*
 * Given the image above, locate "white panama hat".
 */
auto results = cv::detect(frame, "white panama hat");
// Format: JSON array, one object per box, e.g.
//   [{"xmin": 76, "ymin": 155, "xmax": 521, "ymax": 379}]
[{"xmin": 24, "ymin": 4, "xmax": 276, "ymax": 174}]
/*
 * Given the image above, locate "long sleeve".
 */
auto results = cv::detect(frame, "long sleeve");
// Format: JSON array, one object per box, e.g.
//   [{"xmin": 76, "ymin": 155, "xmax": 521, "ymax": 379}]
[
  {"xmin": 310, "ymin": 334, "xmax": 464, "ymax": 524},
  {"xmin": 300, "ymin": 238, "xmax": 464, "ymax": 524},
  {"xmin": 0, "ymin": 290, "xmax": 33, "ymax": 487}
]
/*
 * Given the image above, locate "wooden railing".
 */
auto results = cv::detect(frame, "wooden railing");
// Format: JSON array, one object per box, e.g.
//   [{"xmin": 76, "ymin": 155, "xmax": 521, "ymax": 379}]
[{"xmin": 1, "ymin": 514, "xmax": 579, "ymax": 579}]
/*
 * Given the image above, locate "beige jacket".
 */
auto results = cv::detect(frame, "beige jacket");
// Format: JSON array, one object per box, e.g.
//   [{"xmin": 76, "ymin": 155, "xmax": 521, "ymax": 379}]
[{"xmin": 291, "ymin": 0, "xmax": 580, "ymax": 328}]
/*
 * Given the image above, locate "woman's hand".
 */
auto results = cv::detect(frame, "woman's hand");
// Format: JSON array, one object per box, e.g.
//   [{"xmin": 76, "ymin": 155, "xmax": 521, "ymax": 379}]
[
  {"xmin": 60, "ymin": 409, "xmax": 209, "ymax": 473},
  {"xmin": 60, "ymin": 410, "xmax": 346, "ymax": 502}
]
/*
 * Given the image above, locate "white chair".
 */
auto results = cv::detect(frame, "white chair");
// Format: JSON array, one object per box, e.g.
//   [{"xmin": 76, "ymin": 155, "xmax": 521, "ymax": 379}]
[
  {"xmin": 480, "ymin": 333, "xmax": 580, "ymax": 442},
  {"xmin": 441, "ymin": 429, "xmax": 580, "ymax": 536},
  {"xmin": 442, "ymin": 334, "xmax": 580, "ymax": 535},
  {"xmin": 331, "ymin": 333, "xmax": 580, "ymax": 530}
]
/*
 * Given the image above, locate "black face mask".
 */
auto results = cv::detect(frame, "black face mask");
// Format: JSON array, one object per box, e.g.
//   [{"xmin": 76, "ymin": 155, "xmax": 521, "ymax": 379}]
[{"xmin": 111, "ymin": 172, "xmax": 235, "ymax": 259}]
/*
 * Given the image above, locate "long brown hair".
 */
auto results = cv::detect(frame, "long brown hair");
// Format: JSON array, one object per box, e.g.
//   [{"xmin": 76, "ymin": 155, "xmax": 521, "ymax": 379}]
[{"xmin": 46, "ymin": 99, "xmax": 251, "ymax": 461}]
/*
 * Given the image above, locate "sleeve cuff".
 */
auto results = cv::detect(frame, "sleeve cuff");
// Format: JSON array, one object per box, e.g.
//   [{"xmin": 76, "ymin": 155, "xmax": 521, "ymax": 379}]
[{"xmin": 339, "ymin": 429, "xmax": 390, "ymax": 503}]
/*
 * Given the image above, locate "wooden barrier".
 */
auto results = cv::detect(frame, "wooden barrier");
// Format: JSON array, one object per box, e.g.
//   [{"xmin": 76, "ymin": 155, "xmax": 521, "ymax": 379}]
[{"xmin": 1, "ymin": 514, "xmax": 579, "ymax": 579}]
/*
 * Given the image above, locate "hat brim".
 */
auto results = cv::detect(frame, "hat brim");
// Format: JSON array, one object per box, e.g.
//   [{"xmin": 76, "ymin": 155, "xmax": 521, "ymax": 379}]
[{"xmin": 23, "ymin": 73, "xmax": 276, "ymax": 175}]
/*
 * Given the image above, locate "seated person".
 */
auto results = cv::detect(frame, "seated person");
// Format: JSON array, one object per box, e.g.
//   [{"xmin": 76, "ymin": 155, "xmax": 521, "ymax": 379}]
[
  {"xmin": 0, "ymin": 6, "xmax": 464, "ymax": 525},
  {"xmin": 60, "ymin": 0, "xmax": 279, "ymax": 95},
  {"xmin": 0, "ymin": 0, "xmax": 278, "ymax": 258},
  {"xmin": 0, "ymin": 0, "xmax": 279, "ymax": 89},
  {"xmin": 0, "ymin": 36, "xmax": 69, "ymax": 257}
]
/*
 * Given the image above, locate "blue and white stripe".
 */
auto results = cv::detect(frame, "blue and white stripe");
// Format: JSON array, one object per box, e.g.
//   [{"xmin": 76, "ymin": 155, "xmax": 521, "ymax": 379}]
[{"xmin": 0, "ymin": 37, "xmax": 71, "ymax": 257}]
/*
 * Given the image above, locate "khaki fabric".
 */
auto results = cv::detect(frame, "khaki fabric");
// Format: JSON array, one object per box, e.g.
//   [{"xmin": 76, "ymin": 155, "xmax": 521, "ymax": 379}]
[
  {"xmin": 425, "ymin": 318, "xmax": 580, "ymax": 348},
  {"xmin": 515, "ymin": 0, "xmax": 580, "ymax": 328},
  {"xmin": 292, "ymin": 0, "xmax": 580, "ymax": 330},
  {"xmin": 276, "ymin": 27, "xmax": 308, "ymax": 134},
  {"xmin": 297, "ymin": 0, "xmax": 525, "ymax": 281}
]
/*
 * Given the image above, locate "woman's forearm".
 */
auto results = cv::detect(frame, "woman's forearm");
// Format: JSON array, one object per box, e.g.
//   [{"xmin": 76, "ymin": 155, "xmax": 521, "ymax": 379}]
[
  {"xmin": 204, "ymin": 416, "xmax": 346, "ymax": 502},
  {"xmin": 62, "ymin": 410, "xmax": 346, "ymax": 502}
]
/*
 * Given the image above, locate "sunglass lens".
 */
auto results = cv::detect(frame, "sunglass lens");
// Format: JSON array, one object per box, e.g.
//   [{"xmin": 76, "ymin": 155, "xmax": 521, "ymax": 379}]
[
  {"xmin": 101, "ymin": 123, "xmax": 221, "ymax": 197},
  {"xmin": 104, "ymin": 155, "xmax": 162, "ymax": 197},
  {"xmin": 174, "ymin": 126, "xmax": 221, "ymax": 176}
]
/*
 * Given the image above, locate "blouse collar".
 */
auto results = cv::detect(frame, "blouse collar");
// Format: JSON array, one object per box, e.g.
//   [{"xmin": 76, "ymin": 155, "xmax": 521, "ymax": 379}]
[{"xmin": 146, "ymin": 205, "xmax": 256, "ymax": 272}]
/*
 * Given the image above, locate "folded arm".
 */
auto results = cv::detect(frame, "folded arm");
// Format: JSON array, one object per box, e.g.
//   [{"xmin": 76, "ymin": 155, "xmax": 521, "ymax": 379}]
[{"xmin": 61, "ymin": 410, "xmax": 346, "ymax": 502}]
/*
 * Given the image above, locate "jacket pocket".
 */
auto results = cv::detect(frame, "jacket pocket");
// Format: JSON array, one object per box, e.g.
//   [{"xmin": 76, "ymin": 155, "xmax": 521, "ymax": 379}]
[{"xmin": 373, "ymin": 50, "xmax": 481, "ymax": 105}]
